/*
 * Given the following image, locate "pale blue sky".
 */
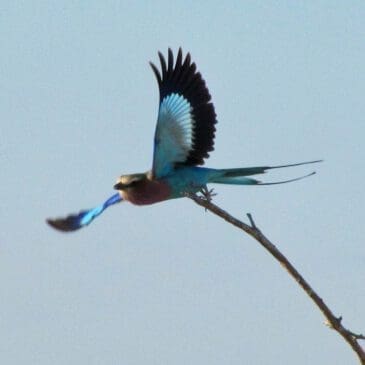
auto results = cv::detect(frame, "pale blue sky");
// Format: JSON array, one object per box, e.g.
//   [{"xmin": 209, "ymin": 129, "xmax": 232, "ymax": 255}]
[{"xmin": 1, "ymin": 1, "xmax": 364, "ymax": 364}]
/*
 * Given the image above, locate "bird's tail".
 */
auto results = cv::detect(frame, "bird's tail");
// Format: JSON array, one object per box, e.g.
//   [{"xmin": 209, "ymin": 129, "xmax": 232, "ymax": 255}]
[{"xmin": 209, "ymin": 160, "xmax": 322, "ymax": 186}]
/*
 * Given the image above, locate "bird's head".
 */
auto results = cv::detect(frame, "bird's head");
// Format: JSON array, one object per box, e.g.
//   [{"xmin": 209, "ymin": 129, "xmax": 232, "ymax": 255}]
[{"xmin": 113, "ymin": 173, "xmax": 147, "ymax": 190}]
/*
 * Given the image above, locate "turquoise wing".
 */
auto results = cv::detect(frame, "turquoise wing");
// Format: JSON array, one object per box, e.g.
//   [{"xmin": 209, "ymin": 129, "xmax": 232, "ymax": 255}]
[
  {"xmin": 150, "ymin": 48, "xmax": 217, "ymax": 178},
  {"xmin": 47, "ymin": 193, "xmax": 122, "ymax": 232}
]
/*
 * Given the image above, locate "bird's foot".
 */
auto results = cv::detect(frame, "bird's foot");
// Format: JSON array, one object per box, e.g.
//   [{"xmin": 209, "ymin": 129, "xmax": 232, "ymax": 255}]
[{"xmin": 199, "ymin": 186, "xmax": 217, "ymax": 202}]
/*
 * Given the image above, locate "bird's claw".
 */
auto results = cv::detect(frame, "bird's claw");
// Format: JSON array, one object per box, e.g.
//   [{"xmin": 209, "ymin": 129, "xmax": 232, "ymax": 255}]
[{"xmin": 199, "ymin": 186, "xmax": 217, "ymax": 202}]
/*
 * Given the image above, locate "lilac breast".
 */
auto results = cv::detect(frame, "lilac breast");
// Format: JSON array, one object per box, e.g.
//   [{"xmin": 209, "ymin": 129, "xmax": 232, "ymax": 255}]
[{"xmin": 123, "ymin": 179, "xmax": 171, "ymax": 205}]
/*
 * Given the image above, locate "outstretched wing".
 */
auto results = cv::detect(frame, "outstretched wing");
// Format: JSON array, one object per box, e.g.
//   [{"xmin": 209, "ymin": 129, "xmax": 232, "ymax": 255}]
[
  {"xmin": 150, "ymin": 48, "xmax": 217, "ymax": 178},
  {"xmin": 47, "ymin": 193, "xmax": 122, "ymax": 232}
]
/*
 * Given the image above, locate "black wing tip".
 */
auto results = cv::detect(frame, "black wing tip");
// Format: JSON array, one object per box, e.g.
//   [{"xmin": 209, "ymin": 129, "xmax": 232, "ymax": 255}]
[
  {"xmin": 46, "ymin": 217, "xmax": 83, "ymax": 232},
  {"xmin": 149, "ymin": 61, "xmax": 161, "ymax": 85},
  {"xmin": 167, "ymin": 48, "xmax": 174, "ymax": 69}
]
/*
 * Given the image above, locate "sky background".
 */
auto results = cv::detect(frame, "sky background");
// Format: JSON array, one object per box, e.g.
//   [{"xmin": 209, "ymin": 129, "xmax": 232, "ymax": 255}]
[{"xmin": 1, "ymin": 1, "xmax": 364, "ymax": 364}]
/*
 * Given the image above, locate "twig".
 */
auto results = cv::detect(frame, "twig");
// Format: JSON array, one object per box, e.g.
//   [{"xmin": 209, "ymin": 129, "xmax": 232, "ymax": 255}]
[
  {"xmin": 187, "ymin": 193, "xmax": 365, "ymax": 364},
  {"xmin": 247, "ymin": 213, "xmax": 257, "ymax": 229}
]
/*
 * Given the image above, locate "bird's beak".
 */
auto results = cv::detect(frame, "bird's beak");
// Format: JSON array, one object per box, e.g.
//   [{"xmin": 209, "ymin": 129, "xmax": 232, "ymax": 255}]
[{"xmin": 113, "ymin": 182, "xmax": 124, "ymax": 190}]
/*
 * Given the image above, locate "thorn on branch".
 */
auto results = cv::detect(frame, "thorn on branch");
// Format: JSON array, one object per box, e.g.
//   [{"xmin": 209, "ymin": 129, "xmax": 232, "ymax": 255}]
[
  {"xmin": 325, "ymin": 316, "xmax": 342, "ymax": 330},
  {"xmin": 324, "ymin": 316, "xmax": 365, "ymax": 340},
  {"xmin": 247, "ymin": 213, "xmax": 257, "ymax": 229},
  {"xmin": 349, "ymin": 331, "xmax": 365, "ymax": 341}
]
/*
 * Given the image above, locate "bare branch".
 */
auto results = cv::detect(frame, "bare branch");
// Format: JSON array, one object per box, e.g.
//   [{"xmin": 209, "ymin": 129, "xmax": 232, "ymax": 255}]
[{"xmin": 187, "ymin": 193, "xmax": 365, "ymax": 364}]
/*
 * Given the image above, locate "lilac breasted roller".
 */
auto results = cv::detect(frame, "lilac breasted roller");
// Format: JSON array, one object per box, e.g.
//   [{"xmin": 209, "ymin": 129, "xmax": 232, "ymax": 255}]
[{"xmin": 47, "ymin": 48, "xmax": 321, "ymax": 232}]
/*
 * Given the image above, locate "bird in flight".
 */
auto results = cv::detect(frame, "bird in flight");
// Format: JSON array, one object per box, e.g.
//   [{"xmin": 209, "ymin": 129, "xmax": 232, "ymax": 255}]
[{"xmin": 47, "ymin": 48, "xmax": 320, "ymax": 232}]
